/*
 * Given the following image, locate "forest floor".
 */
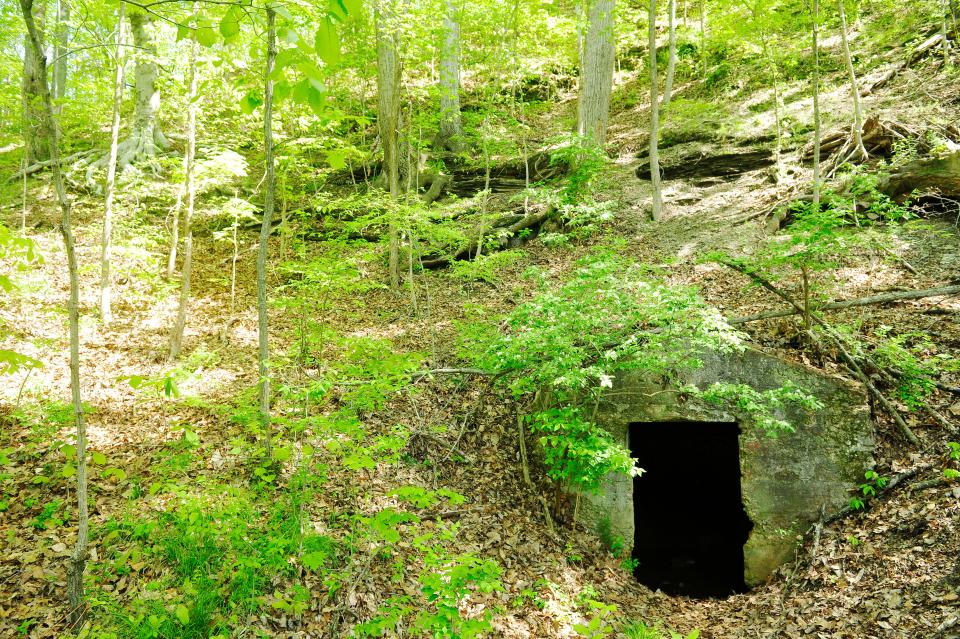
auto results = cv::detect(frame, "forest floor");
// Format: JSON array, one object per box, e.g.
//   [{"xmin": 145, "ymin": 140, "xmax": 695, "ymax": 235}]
[{"xmin": 2, "ymin": 25, "xmax": 960, "ymax": 639}]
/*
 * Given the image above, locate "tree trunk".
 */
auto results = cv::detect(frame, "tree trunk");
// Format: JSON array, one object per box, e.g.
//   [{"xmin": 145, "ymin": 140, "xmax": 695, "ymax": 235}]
[
  {"xmin": 577, "ymin": 0, "xmax": 616, "ymax": 146},
  {"xmin": 21, "ymin": 1, "xmax": 49, "ymax": 165},
  {"xmin": 649, "ymin": 0, "xmax": 663, "ymax": 221},
  {"xmin": 376, "ymin": 0, "xmax": 402, "ymax": 288},
  {"xmin": 699, "ymin": 0, "xmax": 707, "ymax": 79},
  {"xmin": 100, "ymin": 3, "xmax": 126, "ymax": 326},
  {"xmin": 53, "ymin": 0, "xmax": 69, "ymax": 107},
  {"xmin": 838, "ymin": 0, "xmax": 868, "ymax": 160},
  {"xmin": 811, "ymin": 0, "xmax": 822, "ymax": 208},
  {"xmin": 942, "ymin": 0, "xmax": 952, "ymax": 67},
  {"xmin": 257, "ymin": 7, "xmax": 277, "ymax": 461},
  {"xmin": 662, "ymin": 0, "xmax": 677, "ymax": 109},
  {"xmin": 121, "ymin": 12, "xmax": 167, "ymax": 167},
  {"xmin": 437, "ymin": 0, "xmax": 464, "ymax": 152},
  {"xmin": 18, "ymin": 0, "xmax": 88, "ymax": 626},
  {"xmin": 169, "ymin": 3, "xmax": 199, "ymax": 360}
]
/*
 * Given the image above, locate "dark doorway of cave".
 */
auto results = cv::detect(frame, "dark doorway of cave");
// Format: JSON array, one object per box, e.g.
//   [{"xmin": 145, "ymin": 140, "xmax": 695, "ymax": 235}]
[{"xmin": 630, "ymin": 421, "xmax": 752, "ymax": 598}]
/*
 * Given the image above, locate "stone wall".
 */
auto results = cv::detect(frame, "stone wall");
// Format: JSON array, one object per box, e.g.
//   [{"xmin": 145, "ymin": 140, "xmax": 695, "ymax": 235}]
[{"xmin": 579, "ymin": 346, "xmax": 875, "ymax": 586}]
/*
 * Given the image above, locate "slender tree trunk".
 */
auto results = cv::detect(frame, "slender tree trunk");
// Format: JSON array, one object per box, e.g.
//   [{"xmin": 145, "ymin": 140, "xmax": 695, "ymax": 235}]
[
  {"xmin": 577, "ymin": 0, "xmax": 616, "ymax": 146},
  {"xmin": 100, "ymin": 3, "xmax": 126, "ymax": 326},
  {"xmin": 811, "ymin": 0, "xmax": 822, "ymax": 208},
  {"xmin": 257, "ymin": 7, "xmax": 277, "ymax": 461},
  {"xmin": 838, "ymin": 0, "xmax": 868, "ymax": 160},
  {"xmin": 53, "ymin": 0, "xmax": 69, "ymax": 107},
  {"xmin": 649, "ymin": 0, "xmax": 663, "ymax": 221},
  {"xmin": 21, "ymin": 1, "xmax": 48, "ymax": 165},
  {"xmin": 18, "ymin": 0, "xmax": 88, "ymax": 626},
  {"xmin": 376, "ymin": 0, "xmax": 402, "ymax": 288},
  {"xmin": 942, "ymin": 0, "xmax": 952, "ymax": 67},
  {"xmin": 700, "ymin": 0, "xmax": 707, "ymax": 80},
  {"xmin": 662, "ymin": 0, "xmax": 677, "ymax": 109},
  {"xmin": 437, "ymin": 0, "xmax": 464, "ymax": 151},
  {"xmin": 169, "ymin": 4, "xmax": 199, "ymax": 360}
]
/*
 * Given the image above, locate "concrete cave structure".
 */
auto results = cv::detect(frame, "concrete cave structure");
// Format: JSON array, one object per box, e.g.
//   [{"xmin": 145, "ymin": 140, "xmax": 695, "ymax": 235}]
[{"xmin": 579, "ymin": 347, "xmax": 875, "ymax": 598}]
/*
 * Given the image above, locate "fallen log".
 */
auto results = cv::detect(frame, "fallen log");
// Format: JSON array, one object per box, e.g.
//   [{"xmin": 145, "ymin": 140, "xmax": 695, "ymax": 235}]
[
  {"xmin": 8, "ymin": 150, "xmax": 95, "ymax": 181},
  {"xmin": 720, "ymin": 258, "xmax": 921, "ymax": 446},
  {"xmin": 879, "ymin": 150, "xmax": 960, "ymax": 199},
  {"xmin": 861, "ymin": 32, "xmax": 948, "ymax": 96},
  {"xmin": 420, "ymin": 208, "xmax": 552, "ymax": 269},
  {"xmin": 727, "ymin": 284, "xmax": 960, "ymax": 325}
]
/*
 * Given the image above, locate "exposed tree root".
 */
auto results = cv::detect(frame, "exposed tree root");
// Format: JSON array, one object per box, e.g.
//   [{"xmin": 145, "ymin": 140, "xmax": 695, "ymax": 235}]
[{"xmin": 85, "ymin": 127, "xmax": 169, "ymax": 187}]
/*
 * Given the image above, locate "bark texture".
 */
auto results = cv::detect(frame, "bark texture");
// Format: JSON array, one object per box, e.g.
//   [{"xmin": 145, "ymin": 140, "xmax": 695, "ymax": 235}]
[
  {"xmin": 121, "ymin": 12, "xmax": 167, "ymax": 166},
  {"xmin": 838, "ymin": 0, "xmax": 868, "ymax": 160},
  {"xmin": 376, "ymin": 0, "xmax": 402, "ymax": 288},
  {"xmin": 53, "ymin": 0, "xmax": 69, "ymax": 105},
  {"xmin": 811, "ymin": 0, "xmax": 821, "ymax": 208},
  {"xmin": 100, "ymin": 3, "xmax": 126, "ymax": 325},
  {"xmin": 662, "ymin": 0, "xmax": 677, "ymax": 109},
  {"xmin": 21, "ymin": 1, "xmax": 49, "ymax": 164},
  {"xmin": 18, "ymin": 0, "xmax": 88, "ymax": 626},
  {"xmin": 257, "ymin": 7, "xmax": 277, "ymax": 460},
  {"xmin": 648, "ymin": 0, "xmax": 663, "ymax": 221},
  {"xmin": 437, "ymin": 0, "xmax": 465, "ymax": 152},
  {"xmin": 577, "ymin": 0, "xmax": 616, "ymax": 145},
  {"xmin": 169, "ymin": 4, "xmax": 199, "ymax": 360}
]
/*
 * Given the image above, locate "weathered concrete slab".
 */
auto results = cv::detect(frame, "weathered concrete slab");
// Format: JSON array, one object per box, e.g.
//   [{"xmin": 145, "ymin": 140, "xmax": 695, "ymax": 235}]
[{"xmin": 579, "ymin": 346, "xmax": 874, "ymax": 587}]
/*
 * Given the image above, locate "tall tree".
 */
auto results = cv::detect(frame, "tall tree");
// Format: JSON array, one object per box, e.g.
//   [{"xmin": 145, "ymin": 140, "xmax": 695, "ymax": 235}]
[
  {"xmin": 649, "ymin": 0, "xmax": 663, "ymax": 221},
  {"xmin": 53, "ymin": 0, "xmax": 69, "ymax": 108},
  {"xmin": 122, "ymin": 11, "xmax": 168, "ymax": 165},
  {"xmin": 99, "ymin": 2, "xmax": 126, "ymax": 325},
  {"xmin": 375, "ymin": 0, "xmax": 402, "ymax": 288},
  {"xmin": 169, "ymin": 3, "xmax": 199, "ymax": 360},
  {"xmin": 437, "ymin": 0, "xmax": 464, "ymax": 152},
  {"xmin": 18, "ymin": 0, "xmax": 88, "ymax": 625},
  {"xmin": 662, "ymin": 0, "xmax": 678, "ymax": 109},
  {"xmin": 577, "ymin": 0, "xmax": 616, "ymax": 145},
  {"xmin": 837, "ymin": 0, "xmax": 868, "ymax": 160},
  {"xmin": 257, "ymin": 5, "xmax": 277, "ymax": 460},
  {"xmin": 21, "ymin": 0, "xmax": 49, "ymax": 164},
  {"xmin": 811, "ymin": 0, "xmax": 822, "ymax": 208}
]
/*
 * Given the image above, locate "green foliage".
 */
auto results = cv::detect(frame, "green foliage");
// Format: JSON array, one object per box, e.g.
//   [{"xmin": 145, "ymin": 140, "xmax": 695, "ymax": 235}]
[
  {"xmin": 699, "ymin": 381, "xmax": 823, "ymax": 436},
  {"xmin": 548, "ymin": 135, "xmax": 608, "ymax": 205},
  {"xmin": 849, "ymin": 470, "xmax": 887, "ymax": 510},
  {"xmin": 944, "ymin": 442, "xmax": 960, "ymax": 480},
  {"xmin": 461, "ymin": 251, "xmax": 818, "ymax": 499},
  {"xmin": 531, "ymin": 407, "xmax": 642, "ymax": 494},
  {"xmin": 0, "ymin": 224, "xmax": 42, "ymax": 375},
  {"xmin": 447, "ymin": 250, "xmax": 523, "ymax": 284},
  {"xmin": 572, "ymin": 600, "xmax": 617, "ymax": 639},
  {"xmin": 870, "ymin": 326, "xmax": 955, "ymax": 410},
  {"xmin": 622, "ymin": 621, "xmax": 701, "ymax": 639}
]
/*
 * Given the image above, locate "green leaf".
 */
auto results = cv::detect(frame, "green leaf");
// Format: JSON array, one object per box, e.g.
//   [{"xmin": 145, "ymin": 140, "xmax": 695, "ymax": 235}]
[
  {"xmin": 325, "ymin": 148, "xmax": 348, "ymax": 170},
  {"xmin": 240, "ymin": 93, "xmax": 263, "ymax": 114},
  {"xmin": 341, "ymin": 0, "xmax": 362, "ymax": 18},
  {"xmin": 273, "ymin": 446, "xmax": 292, "ymax": 462},
  {"xmin": 104, "ymin": 467, "xmax": 127, "ymax": 481},
  {"xmin": 301, "ymin": 550, "xmax": 327, "ymax": 571},
  {"xmin": 174, "ymin": 604, "xmax": 190, "ymax": 625},
  {"xmin": 91, "ymin": 451, "xmax": 106, "ymax": 465},
  {"xmin": 196, "ymin": 25, "xmax": 219, "ymax": 48},
  {"xmin": 220, "ymin": 6, "xmax": 242, "ymax": 39},
  {"xmin": 314, "ymin": 19, "xmax": 340, "ymax": 66}
]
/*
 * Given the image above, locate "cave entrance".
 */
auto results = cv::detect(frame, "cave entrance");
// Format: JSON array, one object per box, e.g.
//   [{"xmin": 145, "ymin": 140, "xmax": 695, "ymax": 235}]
[{"xmin": 630, "ymin": 421, "xmax": 752, "ymax": 598}]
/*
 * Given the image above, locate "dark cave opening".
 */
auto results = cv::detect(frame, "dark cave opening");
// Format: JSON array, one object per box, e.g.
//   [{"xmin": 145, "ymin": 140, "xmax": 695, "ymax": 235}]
[{"xmin": 630, "ymin": 421, "xmax": 753, "ymax": 599}]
